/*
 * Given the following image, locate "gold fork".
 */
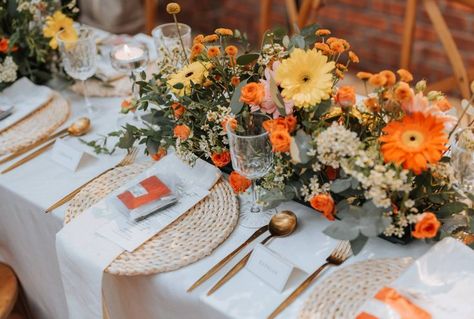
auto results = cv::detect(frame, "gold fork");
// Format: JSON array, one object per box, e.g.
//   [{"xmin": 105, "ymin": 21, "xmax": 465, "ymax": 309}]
[
  {"xmin": 267, "ymin": 241, "xmax": 352, "ymax": 319},
  {"xmin": 45, "ymin": 148, "xmax": 139, "ymax": 213}
]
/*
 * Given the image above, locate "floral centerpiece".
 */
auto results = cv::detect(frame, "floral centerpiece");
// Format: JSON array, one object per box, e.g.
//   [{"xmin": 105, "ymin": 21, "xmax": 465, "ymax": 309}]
[
  {"xmin": 0, "ymin": 0, "xmax": 78, "ymax": 90},
  {"xmin": 94, "ymin": 3, "xmax": 473, "ymax": 253}
]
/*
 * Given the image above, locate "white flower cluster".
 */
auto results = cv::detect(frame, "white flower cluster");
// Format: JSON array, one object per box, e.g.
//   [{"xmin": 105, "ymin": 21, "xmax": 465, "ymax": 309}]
[
  {"xmin": 261, "ymin": 153, "xmax": 293, "ymax": 190},
  {"xmin": 316, "ymin": 122, "xmax": 361, "ymax": 168},
  {"xmin": 300, "ymin": 176, "xmax": 331, "ymax": 201},
  {"xmin": 429, "ymin": 162, "xmax": 456, "ymax": 187},
  {"xmin": 195, "ymin": 105, "xmax": 232, "ymax": 157},
  {"xmin": 457, "ymin": 129, "xmax": 474, "ymax": 151},
  {"xmin": 0, "ymin": 57, "xmax": 18, "ymax": 83},
  {"xmin": 175, "ymin": 139, "xmax": 197, "ymax": 165},
  {"xmin": 257, "ymin": 43, "xmax": 287, "ymax": 66},
  {"xmin": 383, "ymin": 212, "xmax": 419, "ymax": 238}
]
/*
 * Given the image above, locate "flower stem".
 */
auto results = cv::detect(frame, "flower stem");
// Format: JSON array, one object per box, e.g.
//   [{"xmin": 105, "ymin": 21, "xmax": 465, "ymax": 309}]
[{"xmin": 172, "ymin": 14, "xmax": 188, "ymax": 64}]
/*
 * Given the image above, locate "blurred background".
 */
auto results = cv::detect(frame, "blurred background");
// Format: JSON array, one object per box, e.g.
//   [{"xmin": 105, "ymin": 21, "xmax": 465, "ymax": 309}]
[{"xmin": 77, "ymin": 0, "xmax": 474, "ymax": 101}]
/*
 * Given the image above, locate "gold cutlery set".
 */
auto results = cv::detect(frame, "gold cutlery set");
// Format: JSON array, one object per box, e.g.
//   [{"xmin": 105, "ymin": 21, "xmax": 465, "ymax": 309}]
[{"xmin": 187, "ymin": 211, "xmax": 352, "ymax": 318}]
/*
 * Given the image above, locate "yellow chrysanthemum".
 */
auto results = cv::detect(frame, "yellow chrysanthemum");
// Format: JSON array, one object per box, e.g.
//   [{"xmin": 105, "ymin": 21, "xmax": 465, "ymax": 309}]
[
  {"xmin": 167, "ymin": 62, "xmax": 211, "ymax": 96},
  {"xmin": 275, "ymin": 48, "xmax": 335, "ymax": 108},
  {"xmin": 43, "ymin": 11, "xmax": 77, "ymax": 49}
]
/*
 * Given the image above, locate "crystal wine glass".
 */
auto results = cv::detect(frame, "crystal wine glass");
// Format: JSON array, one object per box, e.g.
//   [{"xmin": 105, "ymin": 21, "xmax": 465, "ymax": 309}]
[
  {"xmin": 57, "ymin": 26, "xmax": 97, "ymax": 115},
  {"xmin": 227, "ymin": 113, "xmax": 275, "ymax": 228}
]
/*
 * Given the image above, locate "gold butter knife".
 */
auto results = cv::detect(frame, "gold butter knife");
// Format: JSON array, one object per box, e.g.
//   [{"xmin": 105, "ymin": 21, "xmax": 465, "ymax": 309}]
[{"xmin": 187, "ymin": 225, "xmax": 268, "ymax": 293}]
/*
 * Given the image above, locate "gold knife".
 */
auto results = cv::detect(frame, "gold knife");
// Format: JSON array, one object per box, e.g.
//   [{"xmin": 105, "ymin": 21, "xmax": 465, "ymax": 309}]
[
  {"xmin": 1, "ymin": 132, "xmax": 67, "ymax": 174},
  {"xmin": 187, "ymin": 225, "xmax": 268, "ymax": 292},
  {"xmin": 0, "ymin": 128, "xmax": 68, "ymax": 165}
]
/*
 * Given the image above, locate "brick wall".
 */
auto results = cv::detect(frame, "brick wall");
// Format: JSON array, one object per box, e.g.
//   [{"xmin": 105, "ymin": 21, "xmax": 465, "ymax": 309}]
[{"xmin": 158, "ymin": 0, "xmax": 474, "ymax": 91}]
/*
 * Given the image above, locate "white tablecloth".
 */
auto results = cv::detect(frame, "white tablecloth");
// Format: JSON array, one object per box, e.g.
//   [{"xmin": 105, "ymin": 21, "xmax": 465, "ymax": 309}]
[{"xmin": 0, "ymin": 89, "xmax": 431, "ymax": 319}]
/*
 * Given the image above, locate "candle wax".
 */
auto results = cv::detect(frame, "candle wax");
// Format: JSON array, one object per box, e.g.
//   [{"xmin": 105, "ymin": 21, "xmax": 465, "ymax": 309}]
[{"xmin": 114, "ymin": 44, "xmax": 144, "ymax": 61}]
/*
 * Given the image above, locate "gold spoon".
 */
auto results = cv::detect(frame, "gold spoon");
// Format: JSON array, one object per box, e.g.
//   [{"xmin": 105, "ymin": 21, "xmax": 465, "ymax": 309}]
[
  {"xmin": 1, "ymin": 117, "xmax": 91, "ymax": 174},
  {"xmin": 207, "ymin": 210, "xmax": 298, "ymax": 296},
  {"xmin": 0, "ymin": 117, "xmax": 91, "ymax": 165}
]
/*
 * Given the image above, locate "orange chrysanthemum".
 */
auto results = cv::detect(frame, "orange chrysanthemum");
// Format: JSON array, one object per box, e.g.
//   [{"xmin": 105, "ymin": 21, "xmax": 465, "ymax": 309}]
[
  {"xmin": 202, "ymin": 34, "xmax": 218, "ymax": 43},
  {"xmin": 315, "ymin": 29, "xmax": 331, "ymax": 36},
  {"xmin": 356, "ymin": 71, "xmax": 373, "ymax": 81},
  {"xmin": 379, "ymin": 112, "xmax": 448, "ymax": 174},
  {"xmin": 207, "ymin": 46, "xmax": 221, "ymax": 58},
  {"xmin": 225, "ymin": 45, "xmax": 238, "ymax": 56}
]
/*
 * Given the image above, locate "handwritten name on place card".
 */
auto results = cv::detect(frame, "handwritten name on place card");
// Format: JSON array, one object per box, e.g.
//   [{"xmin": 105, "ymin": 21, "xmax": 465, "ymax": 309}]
[
  {"xmin": 246, "ymin": 243, "xmax": 295, "ymax": 292},
  {"xmin": 50, "ymin": 138, "xmax": 86, "ymax": 171}
]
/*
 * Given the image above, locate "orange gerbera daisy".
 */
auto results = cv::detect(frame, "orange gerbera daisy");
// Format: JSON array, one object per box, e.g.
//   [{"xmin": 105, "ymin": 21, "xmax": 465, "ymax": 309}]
[{"xmin": 379, "ymin": 112, "xmax": 448, "ymax": 174}]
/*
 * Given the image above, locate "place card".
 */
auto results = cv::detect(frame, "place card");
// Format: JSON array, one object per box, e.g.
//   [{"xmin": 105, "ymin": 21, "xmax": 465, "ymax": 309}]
[
  {"xmin": 50, "ymin": 138, "xmax": 87, "ymax": 171},
  {"xmin": 246, "ymin": 243, "xmax": 295, "ymax": 292}
]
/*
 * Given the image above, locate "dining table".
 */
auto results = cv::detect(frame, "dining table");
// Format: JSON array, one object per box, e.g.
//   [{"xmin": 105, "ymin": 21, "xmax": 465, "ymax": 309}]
[{"xmin": 0, "ymin": 85, "xmax": 433, "ymax": 319}]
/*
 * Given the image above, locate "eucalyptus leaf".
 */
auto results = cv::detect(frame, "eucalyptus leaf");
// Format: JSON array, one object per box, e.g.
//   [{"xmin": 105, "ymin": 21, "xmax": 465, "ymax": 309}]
[
  {"xmin": 436, "ymin": 202, "xmax": 468, "ymax": 218},
  {"xmin": 289, "ymin": 130, "xmax": 312, "ymax": 164},
  {"xmin": 315, "ymin": 99, "xmax": 332, "ymax": 117},
  {"xmin": 349, "ymin": 234, "xmax": 368, "ymax": 255},
  {"xmin": 330, "ymin": 178, "xmax": 352, "ymax": 193},
  {"xmin": 236, "ymin": 53, "xmax": 260, "ymax": 66},
  {"xmin": 323, "ymin": 221, "xmax": 359, "ymax": 241},
  {"xmin": 230, "ymin": 79, "xmax": 248, "ymax": 114}
]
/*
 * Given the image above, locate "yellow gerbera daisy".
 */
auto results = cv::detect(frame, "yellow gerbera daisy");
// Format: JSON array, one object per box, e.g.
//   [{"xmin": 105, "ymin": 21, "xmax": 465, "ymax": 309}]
[
  {"xmin": 275, "ymin": 48, "xmax": 335, "ymax": 108},
  {"xmin": 43, "ymin": 11, "xmax": 77, "ymax": 49},
  {"xmin": 167, "ymin": 62, "xmax": 211, "ymax": 96}
]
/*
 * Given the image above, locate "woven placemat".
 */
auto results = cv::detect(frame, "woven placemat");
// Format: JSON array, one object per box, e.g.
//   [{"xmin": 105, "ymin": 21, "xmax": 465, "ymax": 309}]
[
  {"xmin": 298, "ymin": 257, "xmax": 413, "ymax": 319},
  {"xmin": 65, "ymin": 162, "xmax": 240, "ymax": 276},
  {"xmin": 0, "ymin": 93, "xmax": 70, "ymax": 155},
  {"xmin": 70, "ymin": 77, "xmax": 131, "ymax": 97}
]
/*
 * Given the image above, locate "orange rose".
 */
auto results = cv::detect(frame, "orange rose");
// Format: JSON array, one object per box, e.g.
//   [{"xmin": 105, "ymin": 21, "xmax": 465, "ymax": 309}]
[
  {"xmin": 412, "ymin": 212, "xmax": 440, "ymax": 239},
  {"xmin": 211, "ymin": 150, "xmax": 231, "ymax": 167},
  {"xmin": 173, "ymin": 124, "xmax": 191, "ymax": 140},
  {"xmin": 207, "ymin": 46, "xmax": 221, "ymax": 58},
  {"xmin": 0, "ymin": 38, "xmax": 8, "ymax": 53},
  {"xmin": 121, "ymin": 99, "xmax": 136, "ymax": 113},
  {"xmin": 270, "ymin": 129, "xmax": 291, "ymax": 152},
  {"xmin": 285, "ymin": 115, "xmax": 297, "ymax": 133},
  {"xmin": 225, "ymin": 45, "xmax": 238, "ymax": 56},
  {"xmin": 369, "ymin": 73, "xmax": 387, "ymax": 87},
  {"xmin": 397, "ymin": 69, "xmax": 413, "ymax": 82},
  {"xmin": 221, "ymin": 116, "xmax": 237, "ymax": 133},
  {"xmin": 435, "ymin": 98, "xmax": 452, "ymax": 112},
  {"xmin": 230, "ymin": 76, "xmax": 240, "ymax": 87},
  {"xmin": 309, "ymin": 193, "xmax": 335, "ymax": 221},
  {"xmin": 171, "ymin": 102, "xmax": 185, "ymax": 118},
  {"xmin": 335, "ymin": 86, "xmax": 356, "ymax": 108},
  {"xmin": 263, "ymin": 119, "xmax": 288, "ymax": 133},
  {"xmin": 380, "ymin": 70, "xmax": 397, "ymax": 86},
  {"xmin": 394, "ymin": 81, "xmax": 413, "ymax": 102},
  {"xmin": 325, "ymin": 166, "xmax": 338, "ymax": 180},
  {"xmin": 150, "ymin": 148, "xmax": 167, "ymax": 161},
  {"xmin": 356, "ymin": 71, "xmax": 373, "ymax": 81},
  {"xmin": 229, "ymin": 171, "xmax": 251, "ymax": 193},
  {"xmin": 240, "ymin": 82, "xmax": 265, "ymax": 105}
]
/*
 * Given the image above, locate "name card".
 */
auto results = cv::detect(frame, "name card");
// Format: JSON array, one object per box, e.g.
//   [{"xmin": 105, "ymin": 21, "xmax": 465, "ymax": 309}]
[
  {"xmin": 246, "ymin": 244, "xmax": 294, "ymax": 292},
  {"xmin": 50, "ymin": 138, "xmax": 86, "ymax": 171}
]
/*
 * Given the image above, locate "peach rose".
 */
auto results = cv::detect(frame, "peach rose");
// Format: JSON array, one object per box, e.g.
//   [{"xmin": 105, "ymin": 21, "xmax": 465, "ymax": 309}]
[
  {"xmin": 435, "ymin": 98, "xmax": 452, "ymax": 112},
  {"xmin": 394, "ymin": 81, "xmax": 413, "ymax": 103},
  {"xmin": 309, "ymin": 193, "xmax": 335, "ymax": 221},
  {"xmin": 412, "ymin": 212, "xmax": 440, "ymax": 239},
  {"xmin": 270, "ymin": 129, "xmax": 291, "ymax": 152},
  {"xmin": 240, "ymin": 82, "xmax": 265, "ymax": 105},
  {"xmin": 150, "ymin": 148, "xmax": 167, "ymax": 161},
  {"xmin": 171, "ymin": 102, "xmax": 186, "ymax": 118},
  {"xmin": 173, "ymin": 124, "xmax": 191, "ymax": 140},
  {"xmin": 229, "ymin": 171, "xmax": 252, "ymax": 193},
  {"xmin": 211, "ymin": 151, "xmax": 231, "ymax": 167},
  {"xmin": 397, "ymin": 68, "xmax": 414, "ymax": 82},
  {"xmin": 335, "ymin": 86, "xmax": 356, "ymax": 108}
]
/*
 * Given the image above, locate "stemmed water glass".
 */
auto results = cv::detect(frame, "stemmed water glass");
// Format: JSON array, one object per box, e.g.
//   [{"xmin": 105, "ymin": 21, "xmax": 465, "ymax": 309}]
[
  {"xmin": 57, "ymin": 26, "xmax": 97, "ymax": 115},
  {"xmin": 451, "ymin": 128, "xmax": 474, "ymax": 194},
  {"xmin": 227, "ymin": 113, "xmax": 275, "ymax": 228}
]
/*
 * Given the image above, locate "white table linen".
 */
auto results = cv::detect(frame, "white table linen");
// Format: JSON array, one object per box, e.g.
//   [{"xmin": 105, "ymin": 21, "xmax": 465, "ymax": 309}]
[{"xmin": 0, "ymin": 89, "xmax": 433, "ymax": 319}]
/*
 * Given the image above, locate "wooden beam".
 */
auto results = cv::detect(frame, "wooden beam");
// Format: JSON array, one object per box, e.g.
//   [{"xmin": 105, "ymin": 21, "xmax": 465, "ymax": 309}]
[
  {"xmin": 144, "ymin": 0, "xmax": 158, "ymax": 35},
  {"xmin": 400, "ymin": 0, "xmax": 418, "ymax": 70},
  {"xmin": 285, "ymin": 0, "xmax": 299, "ymax": 33},
  {"xmin": 423, "ymin": 0, "xmax": 471, "ymax": 99},
  {"xmin": 260, "ymin": 0, "xmax": 272, "ymax": 40}
]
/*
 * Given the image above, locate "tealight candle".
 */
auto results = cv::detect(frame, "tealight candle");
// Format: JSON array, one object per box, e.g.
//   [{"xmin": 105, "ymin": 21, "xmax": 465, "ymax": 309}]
[{"xmin": 114, "ymin": 44, "xmax": 145, "ymax": 62}]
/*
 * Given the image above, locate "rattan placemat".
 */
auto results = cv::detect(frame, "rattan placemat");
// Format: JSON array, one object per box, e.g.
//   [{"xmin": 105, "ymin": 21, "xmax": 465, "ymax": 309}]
[
  {"xmin": 65, "ymin": 162, "xmax": 240, "ymax": 276},
  {"xmin": 0, "ymin": 92, "xmax": 70, "ymax": 155},
  {"xmin": 298, "ymin": 257, "xmax": 413, "ymax": 319}
]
